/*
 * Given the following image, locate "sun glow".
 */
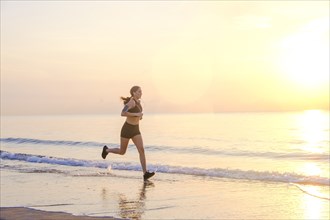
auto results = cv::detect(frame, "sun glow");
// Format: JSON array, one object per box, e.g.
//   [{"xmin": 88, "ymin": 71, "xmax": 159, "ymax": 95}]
[{"xmin": 278, "ymin": 18, "xmax": 329, "ymax": 89}]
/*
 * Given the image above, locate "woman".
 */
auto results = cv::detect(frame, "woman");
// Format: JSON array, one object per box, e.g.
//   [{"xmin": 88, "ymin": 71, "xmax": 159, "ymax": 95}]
[{"xmin": 101, "ymin": 86, "xmax": 155, "ymax": 181}]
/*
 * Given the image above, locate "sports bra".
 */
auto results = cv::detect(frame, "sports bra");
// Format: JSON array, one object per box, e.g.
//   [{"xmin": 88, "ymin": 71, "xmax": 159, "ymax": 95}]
[{"xmin": 128, "ymin": 100, "xmax": 142, "ymax": 113}]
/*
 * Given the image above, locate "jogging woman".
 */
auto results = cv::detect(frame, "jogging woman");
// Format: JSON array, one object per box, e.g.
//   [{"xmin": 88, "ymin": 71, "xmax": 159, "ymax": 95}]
[{"xmin": 101, "ymin": 86, "xmax": 155, "ymax": 180}]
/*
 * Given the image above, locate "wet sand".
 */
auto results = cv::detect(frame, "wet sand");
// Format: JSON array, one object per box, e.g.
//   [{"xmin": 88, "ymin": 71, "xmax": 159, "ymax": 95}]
[
  {"xmin": 1, "ymin": 168, "xmax": 329, "ymax": 219},
  {"xmin": 0, "ymin": 207, "xmax": 118, "ymax": 220}
]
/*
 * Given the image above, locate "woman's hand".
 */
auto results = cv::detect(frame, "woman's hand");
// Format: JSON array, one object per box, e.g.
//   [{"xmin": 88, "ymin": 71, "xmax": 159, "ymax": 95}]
[{"xmin": 135, "ymin": 112, "xmax": 143, "ymax": 117}]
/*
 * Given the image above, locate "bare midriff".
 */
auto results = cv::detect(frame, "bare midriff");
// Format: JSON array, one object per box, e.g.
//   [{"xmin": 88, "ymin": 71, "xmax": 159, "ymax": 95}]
[{"xmin": 125, "ymin": 116, "xmax": 141, "ymax": 125}]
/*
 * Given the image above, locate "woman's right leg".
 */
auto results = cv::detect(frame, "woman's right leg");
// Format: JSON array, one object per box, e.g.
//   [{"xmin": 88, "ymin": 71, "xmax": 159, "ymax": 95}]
[{"xmin": 107, "ymin": 137, "xmax": 130, "ymax": 155}]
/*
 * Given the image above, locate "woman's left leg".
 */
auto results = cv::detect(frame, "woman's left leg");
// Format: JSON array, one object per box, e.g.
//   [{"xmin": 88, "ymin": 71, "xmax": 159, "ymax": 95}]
[{"xmin": 131, "ymin": 134, "xmax": 147, "ymax": 173}]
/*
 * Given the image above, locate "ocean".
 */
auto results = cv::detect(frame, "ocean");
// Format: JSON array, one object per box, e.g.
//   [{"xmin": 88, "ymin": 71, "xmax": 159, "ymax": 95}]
[{"xmin": 1, "ymin": 111, "xmax": 329, "ymax": 219}]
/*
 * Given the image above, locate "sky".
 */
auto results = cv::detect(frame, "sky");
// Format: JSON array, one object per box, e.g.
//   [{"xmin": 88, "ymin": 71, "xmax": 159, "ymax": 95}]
[{"xmin": 1, "ymin": 1, "xmax": 329, "ymax": 115}]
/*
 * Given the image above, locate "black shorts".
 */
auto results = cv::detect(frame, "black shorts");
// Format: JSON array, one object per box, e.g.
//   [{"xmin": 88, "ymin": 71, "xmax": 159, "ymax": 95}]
[{"xmin": 120, "ymin": 122, "xmax": 141, "ymax": 139}]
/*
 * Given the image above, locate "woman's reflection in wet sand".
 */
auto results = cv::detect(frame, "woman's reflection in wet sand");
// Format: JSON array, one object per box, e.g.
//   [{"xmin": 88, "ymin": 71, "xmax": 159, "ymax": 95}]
[{"xmin": 118, "ymin": 180, "xmax": 155, "ymax": 220}]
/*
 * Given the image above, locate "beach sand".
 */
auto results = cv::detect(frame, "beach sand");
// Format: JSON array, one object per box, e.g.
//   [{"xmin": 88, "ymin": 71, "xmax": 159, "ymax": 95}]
[
  {"xmin": 1, "ymin": 168, "xmax": 329, "ymax": 219},
  {"xmin": 0, "ymin": 207, "xmax": 117, "ymax": 220}
]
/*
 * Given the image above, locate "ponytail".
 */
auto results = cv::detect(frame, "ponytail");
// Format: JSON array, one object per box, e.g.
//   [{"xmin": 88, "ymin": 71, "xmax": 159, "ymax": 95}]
[
  {"xmin": 120, "ymin": 86, "xmax": 140, "ymax": 105},
  {"xmin": 120, "ymin": 96, "xmax": 131, "ymax": 105}
]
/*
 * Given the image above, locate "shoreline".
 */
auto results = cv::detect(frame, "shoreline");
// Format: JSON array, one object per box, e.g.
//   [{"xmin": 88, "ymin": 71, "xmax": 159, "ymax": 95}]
[
  {"xmin": 0, "ymin": 207, "xmax": 119, "ymax": 220},
  {"xmin": 1, "ymin": 167, "xmax": 329, "ymax": 219}
]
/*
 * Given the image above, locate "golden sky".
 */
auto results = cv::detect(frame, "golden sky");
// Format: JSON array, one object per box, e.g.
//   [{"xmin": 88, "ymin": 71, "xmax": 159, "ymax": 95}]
[{"xmin": 1, "ymin": 1, "xmax": 329, "ymax": 115}]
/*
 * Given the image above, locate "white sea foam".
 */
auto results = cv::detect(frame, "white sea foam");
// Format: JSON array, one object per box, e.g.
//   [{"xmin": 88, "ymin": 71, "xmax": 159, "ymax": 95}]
[{"xmin": 1, "ymin": 150, "xmax": 328, "ymax": 186}]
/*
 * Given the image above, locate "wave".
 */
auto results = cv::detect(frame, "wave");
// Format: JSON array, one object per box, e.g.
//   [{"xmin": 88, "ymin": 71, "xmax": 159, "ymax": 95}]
[
  {"xmin": 0, "ymin": 137, "xmax": 103, "ymax": 147},
  {"xmin": 1, "ymin": 137, "xmax": 329, "ymax": 161},
  {"xmin": 290, "ymin": 183, "xmax": 330, "ymax": 200},
  {"xmin": 1, "ymin": 150, "xmax": 329, "ymax": 186}
]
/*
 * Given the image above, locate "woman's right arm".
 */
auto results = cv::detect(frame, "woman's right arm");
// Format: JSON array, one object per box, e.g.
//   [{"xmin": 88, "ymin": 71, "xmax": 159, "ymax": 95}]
[{"xmin": 121, "ymin": 99, "xmax": 143, "ymax": 117}]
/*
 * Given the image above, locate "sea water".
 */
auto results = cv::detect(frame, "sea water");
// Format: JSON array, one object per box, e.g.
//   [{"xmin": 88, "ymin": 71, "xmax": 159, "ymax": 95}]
[{"xmin": 1, "ymin": 111, "xmax": 329, "ymax": 202}]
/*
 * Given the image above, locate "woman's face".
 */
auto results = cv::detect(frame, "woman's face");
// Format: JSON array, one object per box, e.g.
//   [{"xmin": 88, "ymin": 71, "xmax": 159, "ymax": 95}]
[{"xmin": 133, "ymin": 88, "xmax": 142, "ymax": 99}]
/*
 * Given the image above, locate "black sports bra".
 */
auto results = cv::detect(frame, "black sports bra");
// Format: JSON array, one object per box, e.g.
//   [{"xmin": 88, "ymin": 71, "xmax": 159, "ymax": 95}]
[{"xmin": 128, "ymin": 100, "xmax": 142, "ymax": 113}]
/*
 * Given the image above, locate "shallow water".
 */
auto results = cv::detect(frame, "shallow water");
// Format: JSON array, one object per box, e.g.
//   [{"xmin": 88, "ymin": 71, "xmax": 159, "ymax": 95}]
[
  {"xmin": 1, "ymin": 111, "xmax": 329, "ymax": 218},
  {"xmin": 1, "ymin": 111, "xmax": 329, "ymax": 184}
]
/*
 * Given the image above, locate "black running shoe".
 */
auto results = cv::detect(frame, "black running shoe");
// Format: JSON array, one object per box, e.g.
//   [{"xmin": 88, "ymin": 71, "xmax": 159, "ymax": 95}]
[
  {"xmin": 102, "ymin": 145, "xmax": 108, "ymax": 159},
  {"xmin": 143, "ymin": 171, "xmax": 155, "ymax": 180}
]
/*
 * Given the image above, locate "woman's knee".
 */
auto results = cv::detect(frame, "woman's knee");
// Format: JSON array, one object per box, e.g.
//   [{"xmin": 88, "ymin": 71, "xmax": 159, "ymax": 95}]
[
  {"xmin": 119, "ymin": 138, "xmax": 129, "ymax": 155},
  {"xmin": 119, "ymin": 148, "xmax": 127, "ymax": 155}
]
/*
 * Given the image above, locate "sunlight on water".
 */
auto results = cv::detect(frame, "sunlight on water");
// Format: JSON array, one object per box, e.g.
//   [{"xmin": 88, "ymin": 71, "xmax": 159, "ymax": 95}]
[
  {"xmin": 299, "ymin": 163, "xmax": 322, "ymax": 176},
  {"xmin": 303, "ymin": 194, "xmax": 322, "ymax": 220},
  {"xmin": 299, "ymin": 185, "xmax": 329, "ymax": 219},
  {"xmin": 293, "ymin": 110, "xmax": 329, "ymax": 178},
  {"xmin": 296, "ymin": 110, "xmax": 329, "ymax": 154}
]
